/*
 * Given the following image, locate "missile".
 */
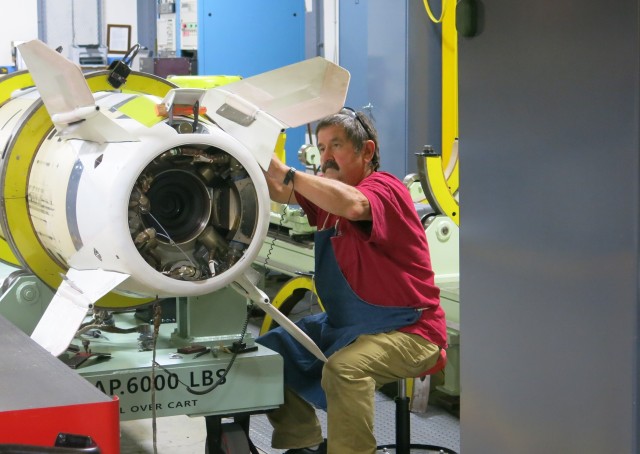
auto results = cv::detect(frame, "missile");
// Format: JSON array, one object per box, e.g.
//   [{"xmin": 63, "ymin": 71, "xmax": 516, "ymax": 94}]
[{"xmin": 0, "ymin": 39, "xmax": 348, "ymax": 357}]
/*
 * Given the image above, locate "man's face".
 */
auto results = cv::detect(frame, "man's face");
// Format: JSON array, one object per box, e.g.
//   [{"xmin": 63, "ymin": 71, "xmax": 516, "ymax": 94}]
[{"xmin": 317, "ymin": 124, "xmax": 371, "ymax": 186}]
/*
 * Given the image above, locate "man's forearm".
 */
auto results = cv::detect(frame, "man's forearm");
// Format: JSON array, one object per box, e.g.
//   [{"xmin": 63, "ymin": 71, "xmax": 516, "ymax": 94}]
[
  {"xmin": 266, "ymin": 156, "xmax": 371, "ymax": 221},
  {"xmin": 264, "ymin": 167, "xmax": 299, "ymax": 204},
  {"xmin": 291, "ymin": 171, "xmax": 371, "ymax": 221}
]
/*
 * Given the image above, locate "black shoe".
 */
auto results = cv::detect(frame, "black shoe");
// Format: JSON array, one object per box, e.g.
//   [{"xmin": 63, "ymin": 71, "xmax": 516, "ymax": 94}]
[{"xmin": 283, "ymin": 440, "xmax": 326, "ymax": 453}]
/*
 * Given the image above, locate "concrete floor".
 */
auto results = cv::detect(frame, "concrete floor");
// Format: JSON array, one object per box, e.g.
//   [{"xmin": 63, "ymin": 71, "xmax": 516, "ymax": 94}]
[
  {"xmin": 119, "ymin": 393, "xmax": 460, "ymax": 453},
  {"xmin": 121, "ymin": 416, "xmax": 210, "ymax": 454}
]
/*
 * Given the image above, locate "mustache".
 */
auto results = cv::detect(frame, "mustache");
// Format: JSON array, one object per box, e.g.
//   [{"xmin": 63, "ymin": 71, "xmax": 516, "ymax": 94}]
[{"xmin": 322, "ymin": 160, "xmax": 339, "ymax": 173}]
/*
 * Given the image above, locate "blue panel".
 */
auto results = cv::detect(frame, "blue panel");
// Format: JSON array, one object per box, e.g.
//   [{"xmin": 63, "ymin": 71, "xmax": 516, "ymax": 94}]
[
  {"xmin": 175, "ymin": 2, "xmax": 182, "ymax": 54},
  {"xmin": 198, "ymin": 0, "xmax": 304, "ymax": 76},
  {"xmin": 405, "ymin": 0, "xmax": 442, "ymax": 175},
  {"xmin": 339, "ymin": 1, "xmax": 368, "ymax": 109},
  {"xmin": 198, "ymin": 0, "xmax": 306, "ymax": 168},
  {"xmin": 366, "ymin": 0, "xmax": 408, "ymax": 178},
  {"xmin": 136, "ymin": 0, "xmax": 157, "ymax": 52},
  {"xmin": 338, "ymin": 1, "xmax": 441, "ymax": 179},
  {"xmin": 341, "ymin": 1, "xmax": 411, "ymax": 177}
]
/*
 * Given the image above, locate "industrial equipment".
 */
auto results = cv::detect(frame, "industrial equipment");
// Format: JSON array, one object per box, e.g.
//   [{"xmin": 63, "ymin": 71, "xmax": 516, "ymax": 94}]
[
  {"xmin": 6, "ymin": 39, "xmax": 347, "ymax": 355},
  {"xmin": 69, "ymin": 44, "xmax": 108, "ymax": 66},
  {"xmin": 0, "ymin": 39, "xmax": 348, "ymax": 452},
  {"xmin": 140, "ymin": 56, "xmax": 192, "ymax": 78},
  {"xmin": 0, "ymin": 37, "xmax": 460, "ymax": 452}
]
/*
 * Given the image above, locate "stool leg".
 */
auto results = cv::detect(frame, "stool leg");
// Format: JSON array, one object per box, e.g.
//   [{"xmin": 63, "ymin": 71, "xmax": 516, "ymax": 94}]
[
  {"xmin": 396, "ymin": 379, "xmax": 411, "ymax": 454},
  {"xmin": 377, "ymin": 378, "xmax": 459, "ymax": 454}
]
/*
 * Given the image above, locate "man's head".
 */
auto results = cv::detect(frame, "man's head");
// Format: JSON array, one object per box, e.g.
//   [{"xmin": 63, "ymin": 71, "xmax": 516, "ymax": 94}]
[{"xmin": 315, "ymin": 109, "xmax": 380, "ymax": 185}]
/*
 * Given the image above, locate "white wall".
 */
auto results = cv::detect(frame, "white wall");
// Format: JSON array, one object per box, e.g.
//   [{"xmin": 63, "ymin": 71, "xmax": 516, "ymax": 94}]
[
  {"xmin": 0, "ymin": 0, "xmax": 38, "ymax": 67},
  {"xmin": 45, "ymin": 0, "xmax": 137, "ymax": 62},
  {"xmin": 102, "ymin": 0, "xmax": 138, "ymax": 58}
]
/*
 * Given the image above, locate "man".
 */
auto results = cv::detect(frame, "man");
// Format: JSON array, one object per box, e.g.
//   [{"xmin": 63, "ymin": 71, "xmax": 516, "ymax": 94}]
[{"xmin": 257, "ymin": 108, "xmax": 448, "ymax": 454}]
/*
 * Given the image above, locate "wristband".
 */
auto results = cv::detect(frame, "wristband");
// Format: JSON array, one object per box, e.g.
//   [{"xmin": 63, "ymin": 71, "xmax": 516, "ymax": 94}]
[{"xmin": 283, "ymin": 167, "xmax": 296, "ymax": 185}]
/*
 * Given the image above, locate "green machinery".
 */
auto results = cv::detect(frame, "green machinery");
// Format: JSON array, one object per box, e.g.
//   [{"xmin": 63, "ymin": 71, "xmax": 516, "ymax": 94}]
[{"xmin": 0, "ymin": 262, "xmax": 283, "ymax": 452}]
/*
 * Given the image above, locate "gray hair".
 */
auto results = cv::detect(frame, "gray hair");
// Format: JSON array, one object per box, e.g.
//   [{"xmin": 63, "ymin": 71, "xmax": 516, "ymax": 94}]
[{"xmin": 315, "ymin": 108, "xmax": 380, "ymax": 171}]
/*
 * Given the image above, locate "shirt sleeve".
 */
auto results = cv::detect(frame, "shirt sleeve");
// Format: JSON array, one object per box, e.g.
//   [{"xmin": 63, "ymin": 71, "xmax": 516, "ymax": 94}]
[{"xmin": 356, "ymin": 172, "xmax": 406, "ymax": 245}]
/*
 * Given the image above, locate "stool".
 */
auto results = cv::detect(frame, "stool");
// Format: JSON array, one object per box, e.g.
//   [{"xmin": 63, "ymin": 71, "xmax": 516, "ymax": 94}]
[{"xmin": 377, "ymin": 349, "xmax": 458, "ymax": 454}]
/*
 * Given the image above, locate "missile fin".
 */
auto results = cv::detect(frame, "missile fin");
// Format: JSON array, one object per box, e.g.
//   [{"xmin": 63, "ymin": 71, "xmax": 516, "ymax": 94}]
[
  {"xmin": 18, "ymin": 39, "xmax": 136, "ymax": 143},
  {"xmin": 30, "ymin": 269, "xmax": 130, "ymax": 357},
  {"xmin": 202, "ymin": 57, "xmax": 350, "ymax": 170},
  {"xmin": 232, "ymin": 271, "xmax": 327, "ymax": 363},
  {"xmin": 53, "ymin": 109, "xmax": 138, "ymax": 143}
]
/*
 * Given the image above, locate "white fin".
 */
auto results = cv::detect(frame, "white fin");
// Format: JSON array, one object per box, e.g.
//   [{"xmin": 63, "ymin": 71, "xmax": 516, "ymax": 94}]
[
  {"xmin": 232, "ymin": 270, "xmax": 327, "ymax": 363},
  {"xmin": 30, "ymin": 269, "xmax": 130, "ymax": 356},
  {"xmin": 17, "ymin": 40, "xmax": 135, "ymax": 143},
  {"xmin": 202, "ymin": 57, "xmax": 350, "ymax": 170}
]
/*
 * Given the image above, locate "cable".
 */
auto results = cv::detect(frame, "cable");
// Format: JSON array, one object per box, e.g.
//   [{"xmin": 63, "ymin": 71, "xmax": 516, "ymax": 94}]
[
  {"xmin": 150, "ymin": 303, "xmax": 162, "ymax": 454},
  {"xmin": 422, "ymin": 0, "xmax": 450, "ymax": 23},
  {"xmin": 121, "ymin": 44, "xmax": 140, "ymax": 66},
  {"xmin": 307, "ymin": 123, "xmax": 314, "ymax": 146},
  {"xmin": 150, "ymin": 302, "xmax": 254, "ymax": 396},
  {"xmin": 107, "ymin": 43, "xmax": 140, "ymax": 89},
  {"xmin": 261, "ymin": 171, "xmax": 297, "ymax": 273},
  {"xmin": 148, "ymin": 301, "xmax": 254, "ymax": 397},
  {"xmin": 145, "ymin": 211, "xmax": 197, "ymax": 268},
  {"xmin": 185, "ymin": 303, "xmax": 252, "ymax": 396}
]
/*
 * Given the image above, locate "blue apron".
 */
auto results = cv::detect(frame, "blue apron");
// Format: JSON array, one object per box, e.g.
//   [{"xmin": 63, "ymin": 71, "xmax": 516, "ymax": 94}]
[{"xmin": 257, "ymin": 224, "xmax": 420, "ymax": 410}]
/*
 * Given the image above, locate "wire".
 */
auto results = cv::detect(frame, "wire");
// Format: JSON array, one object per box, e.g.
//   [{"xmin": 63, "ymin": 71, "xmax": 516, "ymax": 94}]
[
  {"xmin": 307, "ymin": 123, "xmax": 314, "ymax": 146},
  {"xmin": 423, "ymin": 0, "xmax": 450, "ymax": 23},
  {"xmin": 151, "ymin": 302, "xmax": 254, "ymax": 396},
  {"xmin": 185, "ymin": 303, "xmax": 253, "ymax": 396},
  {"xmin": 150, "ymin": 303, "xmax": 162, "ymax": 454},
  {"xmin": 261, "ymin": 176, "xmax": 297, "ymax": 273},
  {"xmin": 122, "ymin": 44, "xmax": 140, "ymax": 66},
  {"xmin": 145, "ymin": 211, "xmax": 196, "ymax": 267}
]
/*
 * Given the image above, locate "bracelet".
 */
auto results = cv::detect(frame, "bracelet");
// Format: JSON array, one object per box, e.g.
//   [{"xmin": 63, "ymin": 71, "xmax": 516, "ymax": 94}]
[{"xmin": 283, "ymin": 167, "xmax": 296, "ymax": 185}]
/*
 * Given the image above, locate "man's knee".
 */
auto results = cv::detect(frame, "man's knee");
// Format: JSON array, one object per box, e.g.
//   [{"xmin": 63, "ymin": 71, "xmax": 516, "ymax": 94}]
[
  {"xmin": 321, "ymin": 354, "xmax": 345, "ymax": 383},
  {"xmin": 321, "ymin": 352, "xmax": 360, "ymax": 389}
]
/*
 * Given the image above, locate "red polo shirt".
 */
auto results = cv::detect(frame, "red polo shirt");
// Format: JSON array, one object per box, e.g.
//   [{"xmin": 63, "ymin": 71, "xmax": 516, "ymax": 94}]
[{"xmin": 296, "ymin": 171, "xmax": 448, "ymax": 348}]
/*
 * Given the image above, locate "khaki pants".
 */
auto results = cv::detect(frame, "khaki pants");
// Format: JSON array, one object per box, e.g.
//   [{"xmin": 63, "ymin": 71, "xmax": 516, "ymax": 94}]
[{"xmin": 267, "ymin": 330, "xmax": 441, "ymax": 454}]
